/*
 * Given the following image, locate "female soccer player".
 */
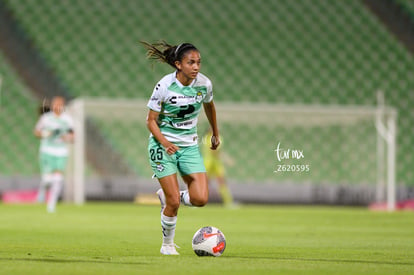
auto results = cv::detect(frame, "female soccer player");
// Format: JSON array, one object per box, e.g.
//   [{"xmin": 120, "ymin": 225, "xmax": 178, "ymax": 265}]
[
  {"xmin": 141, "ymin": 41, "xmax": 220, "ymax": 255},
  {"xmin": 34, "ymin": 96, "xmax": 74, "ymax": 213}
]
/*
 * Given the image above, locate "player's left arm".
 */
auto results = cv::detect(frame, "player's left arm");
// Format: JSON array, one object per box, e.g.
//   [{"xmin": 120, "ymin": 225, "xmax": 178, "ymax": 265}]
[
  {"xmin": 62, "ymin": 116, "xmax": 75, "ymax": 143},
  {"xmin": 203, "ymin": 101, "xmax": 220, "ymax": 150},
  {"xmin": 62, "ymin": 129, "xmax": 74, "ymax": 143}
]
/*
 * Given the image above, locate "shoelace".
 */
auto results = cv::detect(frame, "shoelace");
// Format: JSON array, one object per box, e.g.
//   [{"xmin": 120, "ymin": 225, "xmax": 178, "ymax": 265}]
[
  {"xmin": 162, "ymin": 243, "xmax": 180, "ymax": 249},
  {"xmin": 165, "ymin": 243, "xmax": 180, "ymax": 249}
]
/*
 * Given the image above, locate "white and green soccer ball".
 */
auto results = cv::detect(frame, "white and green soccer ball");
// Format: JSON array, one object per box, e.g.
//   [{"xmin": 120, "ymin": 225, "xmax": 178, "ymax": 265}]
[{"xmin": 192, "ymin": 226, "xmax": 226, "ymax": 257}]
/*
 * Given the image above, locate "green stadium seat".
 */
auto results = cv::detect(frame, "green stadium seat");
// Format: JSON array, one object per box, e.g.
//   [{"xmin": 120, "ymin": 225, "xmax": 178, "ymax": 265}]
[{"xmin": 1, "ymin": 0, "xmax": 413, "ymax": 184}]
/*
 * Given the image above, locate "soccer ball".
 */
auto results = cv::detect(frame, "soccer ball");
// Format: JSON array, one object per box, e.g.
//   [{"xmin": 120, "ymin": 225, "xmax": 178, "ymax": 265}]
[{"xmin": 192, "ymin": 226, "xmax": 226, "ymax": 257}]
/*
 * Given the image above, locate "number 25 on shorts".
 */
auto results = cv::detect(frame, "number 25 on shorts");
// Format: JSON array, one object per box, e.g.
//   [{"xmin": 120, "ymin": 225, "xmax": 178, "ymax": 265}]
[{"xmin": 150, "ymin": 148, "xmax": 163, "ymax": 161}]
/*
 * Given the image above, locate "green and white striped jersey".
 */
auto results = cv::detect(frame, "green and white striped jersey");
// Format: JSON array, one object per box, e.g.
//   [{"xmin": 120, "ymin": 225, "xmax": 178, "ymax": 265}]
[
  {"xmin": 147, "ymin": 72, "xmax": 213, "ymax": 147},
  {"xmin": 35, "ymin": 112, "xmax": 74, "ymax": 156}
]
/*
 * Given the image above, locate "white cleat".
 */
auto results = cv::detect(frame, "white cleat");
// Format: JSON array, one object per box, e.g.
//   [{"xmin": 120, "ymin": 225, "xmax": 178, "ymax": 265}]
[
  {"xmin": 156, "ymin": 188, "xmax": 166, "ymax": 213},
  {"xmin": 160, "ymin": 243, "xmax": 180, "ymax": 255}
]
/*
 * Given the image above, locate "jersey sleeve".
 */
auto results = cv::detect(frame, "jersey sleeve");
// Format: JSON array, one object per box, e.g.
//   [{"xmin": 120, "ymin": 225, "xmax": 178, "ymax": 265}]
[
  {"xmin": 65, "ymin": 114, "xmax": 75, "ymax": 132},
  {"xmin": 147, "ymin": 82, "xmax": 165, "ymax": 112},
  {"xmin": 203, "ymin": 78, "xmax": 213, "ymax": 103}
]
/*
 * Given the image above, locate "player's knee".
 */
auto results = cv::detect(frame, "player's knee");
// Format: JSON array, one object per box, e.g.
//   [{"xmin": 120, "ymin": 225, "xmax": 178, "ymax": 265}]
[
  {"xmin": 166, "ymin": 195, "xmax": 181, "ymax": 210},
  {"xmin": 191, "ymin": 195, "xmax": 208, "ymax": 207}
]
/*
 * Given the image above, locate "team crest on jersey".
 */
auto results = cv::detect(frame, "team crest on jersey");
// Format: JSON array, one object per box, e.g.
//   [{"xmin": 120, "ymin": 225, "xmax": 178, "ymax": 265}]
[
  {"xmin": 195, "ymin": 91, "xmax": 203, "ymax": 103},
  {"xmin": 155, "ymin": 162, "xmax": 164, "ymax": 172}
]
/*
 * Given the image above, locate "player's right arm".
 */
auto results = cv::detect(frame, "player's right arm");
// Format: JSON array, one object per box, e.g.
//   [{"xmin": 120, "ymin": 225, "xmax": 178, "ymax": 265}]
[
  {"xmin": 33, "ymin": 115, "xmax": 51, "ymax": 139},
  {"xmin": 146, "ymin": 109, "xmax": 179, "ymax": 155},
  {"xmin": 34, "ymin": 129, "xmax": 44, "ymax": 139},
  {"xmin": 146, "ymin": 79, "xmax": 179, "ymax": 155}
]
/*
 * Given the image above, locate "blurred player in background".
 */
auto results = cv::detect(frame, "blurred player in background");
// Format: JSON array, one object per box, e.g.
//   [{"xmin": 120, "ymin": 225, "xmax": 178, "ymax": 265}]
[
  {"xmin": 202, "ymin": 130, "xmax": 235, "ymax": 207},
  {"xmin": 142, "ymin": 41, "xmax": 220, "ymax": 255},
  {"xmin": 34, "ymin": 96, "xmax": 74, "ymax": 213}
]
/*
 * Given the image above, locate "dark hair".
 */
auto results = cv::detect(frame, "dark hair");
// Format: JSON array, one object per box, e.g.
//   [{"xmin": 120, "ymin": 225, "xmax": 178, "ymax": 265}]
[
  {"xmin": 39, "ymin": 98, "xmax": 50, "ymax": 115},
  {"xmin": 140, "ymin": 40, "xmax": 198, "ymax": 69}
]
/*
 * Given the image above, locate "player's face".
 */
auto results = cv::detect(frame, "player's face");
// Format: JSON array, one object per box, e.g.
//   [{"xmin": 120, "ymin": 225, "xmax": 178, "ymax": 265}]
[
  {"xmin": 176, "ymin": 50, "xmax": 201, "ymax": 82},
  {"xmin": 52, "ymin": 97, "xmax": 65, "ymax": 115}
]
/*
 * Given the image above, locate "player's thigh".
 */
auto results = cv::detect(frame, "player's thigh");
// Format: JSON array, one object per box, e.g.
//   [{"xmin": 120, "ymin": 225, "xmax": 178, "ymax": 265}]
[
  {"xmin": 148, "ymin": 137, "xmax": 177, "ymax": 178},
  {"xmin": 39, "ymin": 153, "xmax": 54, "ymax": 174},
  {"xmin": 203, "ymin": 157, "xmax": 213, "ymax": 173},
  {"xmin": 178, "ymin": 145, "xmax": 206, "ymax": 176},
  {"xmin": 213, "ymin": 160, "xmax": 225, "ymax": 178},
  {"xmin": 52, "ymin": 156, "xmax": 68, "ymax": 173},
  {"xmin": 179, "ymin": 146, "xmax": 208, "ymax": 204},
  {"xmin": 182, "ymin": 172, "xmax": 208, "ymax": 205}
]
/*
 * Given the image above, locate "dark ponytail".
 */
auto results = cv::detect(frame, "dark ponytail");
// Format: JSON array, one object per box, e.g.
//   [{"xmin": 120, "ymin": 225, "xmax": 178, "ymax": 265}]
[{"xmin": 140, "ymin": 40, "xmax": 198, "ymax": 69}]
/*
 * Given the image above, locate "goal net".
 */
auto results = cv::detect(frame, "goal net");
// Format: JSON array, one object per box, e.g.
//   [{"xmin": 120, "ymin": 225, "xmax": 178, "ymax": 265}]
[{"xmin": 66, "ymin": 95, "xmax": 397, "ymax": 210}]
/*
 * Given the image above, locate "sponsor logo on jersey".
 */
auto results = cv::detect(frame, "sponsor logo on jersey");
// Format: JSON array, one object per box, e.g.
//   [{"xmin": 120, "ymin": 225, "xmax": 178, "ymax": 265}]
[
  {"xmin": 169, "ymin": 94, "xmax": 201, "ymax": 105},
  {"xmin": 175, "ymin": 121, "xmax": 194, "ymax": 127},
  {"xmin": 150, "ymin": 96, "xmax": 161, "ymax": 106}
]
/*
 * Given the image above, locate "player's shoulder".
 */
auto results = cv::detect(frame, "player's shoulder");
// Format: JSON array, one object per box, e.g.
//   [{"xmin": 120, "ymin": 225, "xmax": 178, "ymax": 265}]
[
  {"xmin": 39, "ymin": 112, "xmax": 52, "ymax": 120},
  {"xmin": 194, "ymin": 72, "xmax": 212, "ymax": 87},
  {"xmin": 60, "ymin": 112, "xmax": 71, "ymax": 118},
  {"xmin": 157, "ymin": 72, "xmax": 176, "ymax": 87},
  {"xmin": 151, "ymin": 73, "xmax": 176, "ymax": 100},
  {"xmin": 60, "ymin": 112, "xmax": 73, "ymax": 122}
]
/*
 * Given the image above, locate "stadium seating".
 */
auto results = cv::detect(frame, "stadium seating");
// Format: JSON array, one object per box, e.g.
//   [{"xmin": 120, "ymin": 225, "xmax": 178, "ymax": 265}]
[
  {"xmin": 397, "ymin": 0, "xmax": 414, "ymax": 18},
  {"xmin": 1, "ymin": 0, "xmax": 413, "ymax": 185},
  {"xmin": 0, "ymin": 52, "xmax": 39, "ymax": 175}
]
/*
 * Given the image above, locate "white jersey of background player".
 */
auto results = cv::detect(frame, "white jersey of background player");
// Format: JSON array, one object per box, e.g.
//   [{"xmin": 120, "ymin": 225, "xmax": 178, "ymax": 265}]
[{"xmin": 34, "ymin": 96, "xmax": 74, "ymax": 213}]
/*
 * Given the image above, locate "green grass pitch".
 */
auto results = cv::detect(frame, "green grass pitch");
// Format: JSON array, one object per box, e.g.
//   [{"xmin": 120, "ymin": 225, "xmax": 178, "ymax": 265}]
[{"xmin": 0, "ymin": 203, "xmax": 413, "ymax": 275}]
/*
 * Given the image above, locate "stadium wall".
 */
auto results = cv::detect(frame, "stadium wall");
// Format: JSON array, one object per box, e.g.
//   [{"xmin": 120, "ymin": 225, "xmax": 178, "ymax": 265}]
[{"xmin": 1, "ymin": 176, "xmax": 413, "ymax": 205}]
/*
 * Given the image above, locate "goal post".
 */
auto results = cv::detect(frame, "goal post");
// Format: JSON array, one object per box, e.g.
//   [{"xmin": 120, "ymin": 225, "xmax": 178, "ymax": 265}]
[
  {"xmin": 66, "ymin": 99, "xmax": 85, "ymax": 205},
  {"xmin": 66, "ymin": 95, "xmax": 397, "ymax": 210},
  {"xmin": 375, "ymin": 91, "xmax": 397, "ymax": 211}
]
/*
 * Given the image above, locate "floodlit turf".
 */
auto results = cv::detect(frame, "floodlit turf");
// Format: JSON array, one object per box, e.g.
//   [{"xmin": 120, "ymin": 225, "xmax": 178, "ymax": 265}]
[{"xmin": 0, "ymin": 203, "xmax": 413, "ymax": 275}]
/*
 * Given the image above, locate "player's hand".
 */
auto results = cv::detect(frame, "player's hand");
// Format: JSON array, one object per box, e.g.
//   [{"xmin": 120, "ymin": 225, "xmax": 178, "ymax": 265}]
[
  {"xmin": 163, "ymin": 142, "xmax": 179, "ymax": 155},
  {"xmin": 61, "ymin": 134, "xmax": 74, "ymax": 143},
  {"xmin": 41, "ymin": 130, "xmax": 52, "ymax": 138},
  {"xmin": 210, "ymin": 135, "xmax": 220, "ymax": 150}
]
